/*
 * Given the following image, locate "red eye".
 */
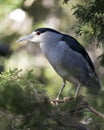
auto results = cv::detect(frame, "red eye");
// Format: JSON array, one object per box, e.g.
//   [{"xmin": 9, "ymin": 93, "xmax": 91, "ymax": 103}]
[{"xmin": 37, "ymin": 32, "xmax": 41, "ymax": 35}]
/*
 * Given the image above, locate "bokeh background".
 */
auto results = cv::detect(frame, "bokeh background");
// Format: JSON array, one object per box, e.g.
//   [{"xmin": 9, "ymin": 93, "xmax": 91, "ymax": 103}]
[
  {"xmin": 0, "ymin": 0, "xmax": 104, "ymax": 127},
  {"xmin": 0, "ymin": 0, "xmax": 104, "ymax": 97}
]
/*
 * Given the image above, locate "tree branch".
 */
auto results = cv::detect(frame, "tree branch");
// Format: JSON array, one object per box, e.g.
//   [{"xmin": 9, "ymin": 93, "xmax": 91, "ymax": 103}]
[
  {"xmin": 79, "ymin": 99, "xmax": 104, "ymax": 118},
  {"xmin": 49, "ymin": 97, "xmax": 104, "ymax": 119}
]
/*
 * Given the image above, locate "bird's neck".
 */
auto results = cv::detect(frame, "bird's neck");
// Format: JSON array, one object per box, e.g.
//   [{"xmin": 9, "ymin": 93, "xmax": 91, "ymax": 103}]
[
  {"xmin": 40, "ymin": 35, "xmax": 62, "ymax": 54},
  {"xmin": 40, "ymin": 40, "xmax": 57, "ymax": 54}
]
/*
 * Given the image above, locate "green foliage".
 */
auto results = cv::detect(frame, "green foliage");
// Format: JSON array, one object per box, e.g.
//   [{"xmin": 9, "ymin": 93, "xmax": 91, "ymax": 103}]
[
  {"xmin": 0, "ymin": 68, "xmax": 50, "ymax": 129},
  {"xmin": 0, "ymin": 68, "xmax": 78, "ymax": 130},
  {"xmin": 73, "ymin": 0, "xmax": 104, "ymax": 43},
  {"xmin": 0, "ymin": 68, "xmax": 103, "ymax": 130},
  {"xmin": 0, "ymin": 0, "xmax": 23, "ymax": 17},
  {"xmin": 0, "ymin": 68, "xmax": 45, "ymax": 113},
  {"xmin": 71, "ymin": 0, "xmax": 104, "ymax": 66}
]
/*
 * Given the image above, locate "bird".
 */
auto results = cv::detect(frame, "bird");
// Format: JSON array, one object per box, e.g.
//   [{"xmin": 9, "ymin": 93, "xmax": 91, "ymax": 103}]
[{"xmin": 17, "ymin": 27, "xmax": 101, "ymax": 100}]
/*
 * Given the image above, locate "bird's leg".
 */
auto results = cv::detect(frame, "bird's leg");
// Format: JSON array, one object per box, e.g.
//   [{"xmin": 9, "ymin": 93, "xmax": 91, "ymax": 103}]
[
  {"xmin": 56, "ymin": 79, "xmax": 66, "ymax": 100},
  {"xmin": 74, "ymin": 83, "xmax": 81, "ymax": 99}
]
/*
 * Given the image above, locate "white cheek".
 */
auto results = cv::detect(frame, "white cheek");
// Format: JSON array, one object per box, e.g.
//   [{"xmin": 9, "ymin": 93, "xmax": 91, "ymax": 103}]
[{"xmin": 30, "ymin": 36, "xmax": 40, "ymax": 43}]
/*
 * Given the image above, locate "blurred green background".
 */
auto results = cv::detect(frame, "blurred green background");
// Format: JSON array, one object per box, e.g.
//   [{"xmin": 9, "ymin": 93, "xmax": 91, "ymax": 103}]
[
  {"xmin": 0, "ymin": 0, "xmax": 104, "ymax": 97},
  {"xmin": 0, "ymin": 0, "xmax": 104, "ymax": 128}
]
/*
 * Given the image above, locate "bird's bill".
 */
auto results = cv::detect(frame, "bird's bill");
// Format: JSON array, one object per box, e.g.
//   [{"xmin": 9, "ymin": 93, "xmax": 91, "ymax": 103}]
[{"xmin": 16, "ymin": 33, "xmax": 34, "ymax": 43}]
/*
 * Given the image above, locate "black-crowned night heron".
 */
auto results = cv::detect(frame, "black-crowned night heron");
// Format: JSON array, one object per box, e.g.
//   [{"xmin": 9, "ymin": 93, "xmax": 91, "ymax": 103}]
[{"xmin": 17, "ymin": 28, "xmax": 101, "ymax": 100}]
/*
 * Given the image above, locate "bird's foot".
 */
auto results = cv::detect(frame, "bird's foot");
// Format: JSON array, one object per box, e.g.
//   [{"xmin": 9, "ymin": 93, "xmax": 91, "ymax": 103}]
[
  {"xmin": 50, "ymin": 96, "xmax": 74, "ymax": 106},
  {"xmin": 50, "ymin": 98, "xmax": 60, "ymax": 106},
  {"xmin": 63, "ymin": 96, "xmax": 74, "ymax": 101}
]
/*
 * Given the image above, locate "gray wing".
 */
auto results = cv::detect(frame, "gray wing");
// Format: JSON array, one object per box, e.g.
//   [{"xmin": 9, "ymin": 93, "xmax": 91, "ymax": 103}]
[
  {"xmin": 60, "ymin": 36, "xmax": 101, "ymax": 91},
  {"xmin": 61, "ymin": 34, "xmax": 95, "ymax": 73},
  {"xmin": 59, "ymin": 41, "xmax": 90, "ymax": 83}
]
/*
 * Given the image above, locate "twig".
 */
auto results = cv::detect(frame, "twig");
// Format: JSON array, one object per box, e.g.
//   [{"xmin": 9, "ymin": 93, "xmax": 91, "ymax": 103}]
[
  {"xmin": 78, "ymin": 99, "xmax": 104, "ymax": 118},
  {"xmin": 48, "ymin": 111, "xmax": 88, "ymax": 130},
  {"xmin": 49, "ymin": 97, "xmax": 74, "ymax": 103},
  {"xmin": 87, "ymin": 106, "xmax": 104, "ymax": 118},
  {"xmin": 49, "ymin": 97, "xmax": 104, "ymax": 119}
]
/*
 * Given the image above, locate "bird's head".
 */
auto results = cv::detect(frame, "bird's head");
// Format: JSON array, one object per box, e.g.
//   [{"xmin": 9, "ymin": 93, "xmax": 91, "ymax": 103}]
[{"xmin": 17, "ymin": 28, "xmax": 61, "ymax": 43}]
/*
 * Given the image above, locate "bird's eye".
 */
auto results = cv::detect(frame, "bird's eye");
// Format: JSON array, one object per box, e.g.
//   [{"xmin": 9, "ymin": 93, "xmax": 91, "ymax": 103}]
[{"xmin": 36, "ymin": 32, "xmax": 41, "ymax": 35}]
